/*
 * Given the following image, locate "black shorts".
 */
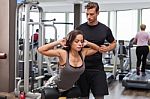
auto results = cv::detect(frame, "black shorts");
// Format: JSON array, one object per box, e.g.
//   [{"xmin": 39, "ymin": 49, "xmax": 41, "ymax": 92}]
[{"xmin": 77, "ymin": 69, "xmax": 109, "ymax": 97}]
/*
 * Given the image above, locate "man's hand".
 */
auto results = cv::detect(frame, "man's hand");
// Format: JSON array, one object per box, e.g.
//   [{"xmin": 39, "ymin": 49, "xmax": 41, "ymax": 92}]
[
  {"xmin": 99, "ymin": 40, "xmax": 116, "ymax": 53},
  {"xmin": 99, "ymin": 45, "xmax": 110, "ymax": 53}
]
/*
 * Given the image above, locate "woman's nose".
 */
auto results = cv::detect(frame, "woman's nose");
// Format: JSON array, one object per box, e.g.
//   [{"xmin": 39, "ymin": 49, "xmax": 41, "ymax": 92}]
[{"xmin": 78, "ymin": 42, "xmax": 82, "ymax": 46}]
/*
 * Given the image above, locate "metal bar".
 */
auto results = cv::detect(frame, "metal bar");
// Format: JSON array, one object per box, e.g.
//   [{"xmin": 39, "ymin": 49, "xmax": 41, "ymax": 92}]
[
  {"xmin": 15, "ymin": 3, "xmax": 24, "ymax": 91},
  {"xmin": 42, "ymin": 18, "xmax": 56, "ymax": 22},
  {"xmin": 53, "ymin": 22, "xmax": 73, "ymax": 25},
  {"xmin": 37, "ymin": 6, "xmax": 44, "ymax": 87},
  {"xmin": 24, "ymin": 3, "xmax": 30, "ymax": 93}
]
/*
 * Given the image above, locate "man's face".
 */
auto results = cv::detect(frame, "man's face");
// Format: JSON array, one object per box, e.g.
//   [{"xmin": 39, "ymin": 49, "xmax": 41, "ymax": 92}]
[{"xmin": 85, "ymin": 8, "xmax": 99, "ymax": 24}]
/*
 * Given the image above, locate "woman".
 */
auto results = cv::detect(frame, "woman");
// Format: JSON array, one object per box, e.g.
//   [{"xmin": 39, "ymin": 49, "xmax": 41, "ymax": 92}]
[
  {"xmin": 133, "ymin": 24, "xmax": 150, "ymax": 76},
  {"xmin": 38, "ymin": 29, "xmax": 100, "ymax": 91}
]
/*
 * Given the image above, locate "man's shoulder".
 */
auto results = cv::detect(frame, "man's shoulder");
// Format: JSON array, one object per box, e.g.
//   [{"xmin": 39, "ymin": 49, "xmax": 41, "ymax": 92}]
[
  {"xmin": 98, "ymin": 22, "xmax": 108, "ymax": 28},
  {"xmin": 80, "ymin": 22, "xmax": 87, "ymax": 26},
  {"xmin": 76, "ymin": 22, "xmax": 87, "ymax": 30}
]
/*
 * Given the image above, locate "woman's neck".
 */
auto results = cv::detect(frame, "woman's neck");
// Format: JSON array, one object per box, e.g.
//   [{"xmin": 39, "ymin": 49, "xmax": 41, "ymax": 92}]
[{"xmin": 70, "ymin": 50, "xmax": 79, "ymax": 57}]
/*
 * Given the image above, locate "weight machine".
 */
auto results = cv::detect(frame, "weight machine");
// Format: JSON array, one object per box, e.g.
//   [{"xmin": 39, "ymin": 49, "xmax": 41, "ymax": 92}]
[
  {"xmin": 15, "ymin": 1, "xmax": 80, "ymax": 99},
  {"xmin": 118, "ymin": 40, "xmax": 131, "ymax": 80},
  {"xmin": 15, "ymin": 1, "xmax": 44, "ymax": 98}
]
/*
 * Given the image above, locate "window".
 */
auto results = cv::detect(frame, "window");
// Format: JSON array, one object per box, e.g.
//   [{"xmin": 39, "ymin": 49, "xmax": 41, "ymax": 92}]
[
  {"xmin": 109, "ymin": 11, "xmax": 117, "ymax": 39},
  {"xmin": 68, "ymin": 13, "xmax": 74, "ymax": 32},
  {"xmin": 142, "ymin": 9, "xmax": 150, "ymax": 32},
  {"xmin": 117, "ymin": 10, "xmax": 138, "ymax": 40},
  {"xmin": 98, "ymin": 12, "xmax": 108, "ymax": 26},
  {"xmin": 29, "ymin": 12, "xmax": 39, "ymax": 38},
  {"xmin": 45, "ymin": 13, "xmax": 65, "ymax": 41}
]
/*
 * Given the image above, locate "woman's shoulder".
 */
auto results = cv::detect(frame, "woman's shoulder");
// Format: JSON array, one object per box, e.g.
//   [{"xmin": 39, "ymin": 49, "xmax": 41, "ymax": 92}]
[
  {"xmin": 57, "ymin": 49, "xmax": 67, "ymax": 62},
  {"xmin": 57, "ymin": 48, "xmax": 67, "ymax": 54}
]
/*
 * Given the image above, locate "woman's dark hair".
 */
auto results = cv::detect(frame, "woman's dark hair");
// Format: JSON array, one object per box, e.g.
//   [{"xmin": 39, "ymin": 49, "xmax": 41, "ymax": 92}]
[{"xmin": 64, "ymin": 30, "xmax": 84, "ymax": 51}]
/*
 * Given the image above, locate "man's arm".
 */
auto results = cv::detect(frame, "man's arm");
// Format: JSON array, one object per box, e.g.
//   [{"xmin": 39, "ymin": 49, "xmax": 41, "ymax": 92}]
[
  {"xmin": 108, "ymin": 40, "xmax": 116, "ymax": 52},
  {"xmin": 99, "ymin": 40, "xmax": 116, "ymax": 53}
]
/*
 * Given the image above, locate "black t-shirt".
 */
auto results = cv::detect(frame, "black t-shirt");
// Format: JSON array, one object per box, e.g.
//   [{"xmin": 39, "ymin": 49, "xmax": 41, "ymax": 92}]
[{"xmin": 77, "ymin": 22, "xmax": 115, "ymax": 70}]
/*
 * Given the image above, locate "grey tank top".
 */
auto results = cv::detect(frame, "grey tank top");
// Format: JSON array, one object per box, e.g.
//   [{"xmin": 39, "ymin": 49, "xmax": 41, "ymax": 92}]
[{"xmin": 54, "ymin": 52, "xmax": 85, "ymax": 90}]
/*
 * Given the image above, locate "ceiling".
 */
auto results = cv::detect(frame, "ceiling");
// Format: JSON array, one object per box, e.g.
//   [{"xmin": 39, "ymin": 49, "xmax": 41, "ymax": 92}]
[{"xmin": 27, "ymin": 0, "xmax": 150, "ymax": 12}]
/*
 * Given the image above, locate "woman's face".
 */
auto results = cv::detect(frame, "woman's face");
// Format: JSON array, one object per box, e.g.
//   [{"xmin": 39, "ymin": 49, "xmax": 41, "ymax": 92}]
[{"xmin": 71, "ymin": 34, "xmax": 84, "ymax": 51}]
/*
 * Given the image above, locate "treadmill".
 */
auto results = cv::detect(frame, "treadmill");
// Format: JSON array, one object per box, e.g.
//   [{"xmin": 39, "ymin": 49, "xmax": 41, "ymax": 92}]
[
  {"xmin": 122, "ymin": 69, "xmax": 150, "ymax": 89},
  {"xmin": 122, "ymin": 44, "xmax": 150, "ymax": 89}
]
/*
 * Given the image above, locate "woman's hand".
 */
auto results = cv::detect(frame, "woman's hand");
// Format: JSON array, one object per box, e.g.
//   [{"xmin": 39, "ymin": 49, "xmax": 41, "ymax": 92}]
[
  {"xmin": 99, "ymin": 45, "xmax": 110, "ymax": 53},
  {"xmin": 58, "ymin": 38, "xmax": 67, "ymax": 47},
  {"xmin": 83, "ymin": 40, "xmax": 88, "ymax": 47}
]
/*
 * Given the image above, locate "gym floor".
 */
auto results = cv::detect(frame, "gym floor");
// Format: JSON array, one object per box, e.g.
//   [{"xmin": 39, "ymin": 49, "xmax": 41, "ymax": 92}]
[
  {"xmin": 0, "ymin": 81, "xmax": 150, "ymax": 99},
  {"xmin": 90, "ymin": 80, "xmax": 150, "ymax": 99}
]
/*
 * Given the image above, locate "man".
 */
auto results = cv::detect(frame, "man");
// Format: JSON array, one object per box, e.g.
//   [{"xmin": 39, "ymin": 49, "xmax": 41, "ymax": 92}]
[
  {"xmin": 31, "ymin": 29, "xmax": 39, "ymax": 60},
  {"xmin": 77, "ymin": 2, "xmax": 116, "ymax": 99},
  {"xmin": 32, "ymin": 29, "xmax": 39, "ymax": 43}
]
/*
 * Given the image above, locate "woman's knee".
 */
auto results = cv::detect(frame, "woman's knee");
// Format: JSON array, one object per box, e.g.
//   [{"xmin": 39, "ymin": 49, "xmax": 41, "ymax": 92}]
[
  {"xmin": 80, "ymin": 97, "xmax": 89, "ymax": 99},
  {"xmin": 41, "ymin": 87, "xmax": 60, "ymax": 99},
  {"xmin": 95, "ymin": 96, "xmax": 104, "ymax": 99}
]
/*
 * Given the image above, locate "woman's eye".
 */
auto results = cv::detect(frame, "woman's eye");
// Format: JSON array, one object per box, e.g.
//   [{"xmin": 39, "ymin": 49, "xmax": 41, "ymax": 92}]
[
  {"xmin": 75, "ymin": 41, "xmax": 78, "ymax": 43},
  {"xmin": 74, "ymin": 40, "xmax": 83, "ymax": 43}
]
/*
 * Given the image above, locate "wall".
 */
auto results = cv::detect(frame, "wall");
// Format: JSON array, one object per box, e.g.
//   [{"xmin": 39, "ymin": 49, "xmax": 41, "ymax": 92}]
[{"xmin": 0, "ymin": 0, "xmax": 16, "ymax": 92}]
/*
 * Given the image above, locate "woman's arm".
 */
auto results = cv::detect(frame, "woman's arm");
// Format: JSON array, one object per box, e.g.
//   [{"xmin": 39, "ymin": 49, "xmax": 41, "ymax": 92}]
[
  {"xmin": 83, "ymin": 40, "xmax": 100, "ymax": 56},
  {"xmin": 38, "ymin": 39, "xmax": 66, "ymax": 57},
  {"xmin": 132, "ymin": 38, "xmax": 137, "ymax": 44}
]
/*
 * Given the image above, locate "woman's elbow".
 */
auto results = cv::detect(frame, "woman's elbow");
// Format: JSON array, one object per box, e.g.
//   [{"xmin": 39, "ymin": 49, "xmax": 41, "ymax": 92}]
[{"xmin": 37, "ymin": 47, "xmax": 43, "ymax": 54}]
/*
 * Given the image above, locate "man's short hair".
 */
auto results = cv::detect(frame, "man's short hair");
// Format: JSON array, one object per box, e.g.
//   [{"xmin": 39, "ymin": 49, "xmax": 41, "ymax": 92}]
[
  {"xmin": 85, "ymin": 2, "xmax": 99, "ymax": 12},
  {"xmin": 36, "ymin": 29, "xmax": 39, "ymax": 32}
]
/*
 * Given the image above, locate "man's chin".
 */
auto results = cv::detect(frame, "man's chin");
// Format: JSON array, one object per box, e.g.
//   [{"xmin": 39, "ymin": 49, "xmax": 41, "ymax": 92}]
[
  {"xmin": 88, "ymin": 21, "xmax": 94, "ymax": 25},
  {"xmin": 88, "ymin": 21, "xmax": 92, "ymax": 23}
]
